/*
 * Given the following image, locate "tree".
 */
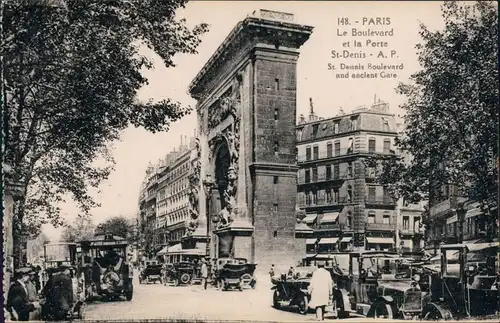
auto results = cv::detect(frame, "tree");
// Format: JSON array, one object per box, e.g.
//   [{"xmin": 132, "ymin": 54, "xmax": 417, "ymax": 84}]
[
  {"xmin": 95, "ymin": 216, "xmax": 135, "ymax": 240},
  {"xmin": 1, "ymin": 1, "xmax": 208, "ymax": 241},
  {"xmin": 380, "ymin": 2, "xmax": 498, "ymax": 218},
  {"xmin": 60, "ymin": 216, "xmax": 96, "ymax": 242}
]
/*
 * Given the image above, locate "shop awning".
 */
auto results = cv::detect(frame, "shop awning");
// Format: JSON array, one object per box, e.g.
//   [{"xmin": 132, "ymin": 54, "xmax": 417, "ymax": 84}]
[
  {"xmin": 157, "ymin": 245, "xmax": 169, "ymax": 255},
  {"xmin": 318, "ymin": 237, "xmax": 339, "ymax": 245},
  {"xmin": 320, "ymin": 212, "xmax": 339, "ymax": 223},
  {"xmin": 465, "ymin": 208, "xmax": 483, "ymax": 219},
  {"xmin": 467, "ymin": 242, "xmax": 498, "ymax": 252},
  {"xmin": 446, "ymin": 214, "xmax": 458, "ymax": 224},
  {"xmin": 341, "ymin": 237, "xmax": 353, "ymax": 243},
  {"xmin": 306, "ymin": 238, "xmax": 318, "ymax": 245},
  {"xmin": 366, "ymin": 237, "xmax": 394, "ymax": 244},
  {"xmin": 303, "ymin": 214, "xmax": 318, "ymax": 224}
]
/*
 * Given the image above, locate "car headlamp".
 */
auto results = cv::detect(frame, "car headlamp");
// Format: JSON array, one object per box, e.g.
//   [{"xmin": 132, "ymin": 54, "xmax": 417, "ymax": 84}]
[{"xmin": 412, "ymin": 274, "xmax": 421, "ymax": 282}]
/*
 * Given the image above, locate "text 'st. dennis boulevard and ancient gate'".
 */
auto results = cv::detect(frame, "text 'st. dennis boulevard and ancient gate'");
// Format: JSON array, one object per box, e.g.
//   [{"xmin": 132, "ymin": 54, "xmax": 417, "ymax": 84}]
[{"xmin": 185, "ymin": 9, "xmax": 314, "ymax": 272}]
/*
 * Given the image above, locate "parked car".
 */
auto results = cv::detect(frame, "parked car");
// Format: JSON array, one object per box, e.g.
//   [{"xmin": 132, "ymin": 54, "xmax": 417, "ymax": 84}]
[
  {"xmin": 139, "ymin": 264, "xmax": 163, "ymax": 284},
  {"xmin": 165, "ymin": 262, "xmax": 196, "ymax": 286},
  {"xmin": 212, "ymin": 258, "xmax": 257, "ymax": 290},
  {"xmin": 271, "ymin": 267, "xmax": 315, "ymax": 314},
  {"xmin": 333, "ymin": 251, "xmax": 429, "ymax": 320},
  {"xmin": 421, "ymin": 244, "xmax": 499, "ymax": 320}
]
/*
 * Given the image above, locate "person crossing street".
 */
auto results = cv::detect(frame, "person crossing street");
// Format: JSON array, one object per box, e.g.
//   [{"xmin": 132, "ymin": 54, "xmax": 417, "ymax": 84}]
[{"xmin": 200, "ymin": 258, "xmax": 209, "ymax": 290}]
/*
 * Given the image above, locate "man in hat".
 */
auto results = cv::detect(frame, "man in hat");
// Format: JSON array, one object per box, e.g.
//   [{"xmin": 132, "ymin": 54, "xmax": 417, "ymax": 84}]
[
  {"xmin": 26, "ymin": 268, "xmax": 38, "ymax": 302},
  {"xmin": 200, "ymin": 258, "xmax": 209, "ymax": 290},
  {"xmin": 6, "ymin": 267, "xmax": 38, "ymax": 321},
  {"xmin": 44, "ymin": 264, "xmax": 74, "ymax": 321},
  {"xmin": 308, "ymin": 261, "xmax": 333, "ymax": 321}
]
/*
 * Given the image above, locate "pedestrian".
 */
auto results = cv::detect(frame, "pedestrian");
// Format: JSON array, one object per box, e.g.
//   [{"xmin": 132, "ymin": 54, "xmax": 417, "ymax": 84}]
[
  {"xmin": 288, "ymin": 266, "xmax": 294, "ymax": 277},
  {"xmin": 6, "ymin": 267, "xmax": 38, "ymax": 321},
  {"xmin": 44, "ymin": 264, "xmax": 74, "ymax": 321},
  {"xmin": 26, "ymin": 269, "xmax": 38, "ymax": 302},
  {"xmin": 269, "ymin": 264, "xmax": 275, "ymax": 278},
  {"xmin": 308, "ymin": 261, "xmax": 333, "ymax": 321},
  {"xmin": 200, "ymin": 258, "xmax": 209, "ymax": 290}
]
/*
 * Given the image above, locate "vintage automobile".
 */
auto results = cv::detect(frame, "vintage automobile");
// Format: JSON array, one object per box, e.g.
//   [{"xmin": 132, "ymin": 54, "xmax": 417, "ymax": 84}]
[
  {"xmin": 421, "ymin": 243, "xmax": 499, "ymax": 320},
  {"xmin": 333, "ymin": 251, "xmax": 429, "ymax": 320},
  {"xmin": 165, "ymin": 262, "xmax": 196, "ymax": 286},
  {"xmin": 40, "ymin": 243, "xmax": 86, "ymax": 320},
  {"xmin": 139, "ymin": 264, "xmax": 163, "ymax": 284},
  {"xmin": 213, "ymin": 258, "xmax": 257, "ymax": 291},
  {"xmin": 271, "ymin": 266, "xmax": 315, "ymax": 314},
  {"xmin": 78, "ymin": 234, "xmax": 134, "ymax": 301}
]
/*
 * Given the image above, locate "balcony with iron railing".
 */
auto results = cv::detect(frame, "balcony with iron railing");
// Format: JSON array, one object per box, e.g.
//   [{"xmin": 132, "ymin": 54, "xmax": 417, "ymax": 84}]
[
  {"xmin": 365, "ymin": 222, "xmax": 394, "ymax": 231},
  {"xmin": 365, "ymin": 196, "xmax": 396, "ymax": 206},
  {"xmin": 297, "ymin": 172, "xmax": 352, "ymax": 185},
  {"xmin": 400, "ymin": 227, "xmax": 424, "ymax": 235},
  {"xmin": 298, "ymin": 148, "xmax": 395, "ymax": 164},
  {"xmin": 297, "ymin": 196, "xmax": 352, "ymax": 208}
]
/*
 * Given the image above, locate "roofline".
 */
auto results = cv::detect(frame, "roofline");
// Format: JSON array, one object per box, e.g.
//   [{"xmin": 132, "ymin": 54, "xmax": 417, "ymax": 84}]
[{"xmin": 296, "ymin": 110, "xmax": 396, "ymax": 128}]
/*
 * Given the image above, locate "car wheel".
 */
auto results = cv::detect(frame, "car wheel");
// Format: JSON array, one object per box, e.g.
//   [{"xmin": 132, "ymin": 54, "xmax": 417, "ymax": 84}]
[
  {"xmin": 371, "ymin": 302, "xmax": 394, "ymax": 319},
  {"xmin": 298, "ymin": 295, "xmax": 308, "ymax": 315},
  {"xmin": 180, "ymin": 273, "xmax": 191, "ymax": 285}
]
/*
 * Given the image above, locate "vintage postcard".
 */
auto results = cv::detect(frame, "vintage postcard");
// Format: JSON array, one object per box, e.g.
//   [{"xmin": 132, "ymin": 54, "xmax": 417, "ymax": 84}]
[{"xmin": 2, "ymin": 0, "xmax": 499, "ymax": 322}]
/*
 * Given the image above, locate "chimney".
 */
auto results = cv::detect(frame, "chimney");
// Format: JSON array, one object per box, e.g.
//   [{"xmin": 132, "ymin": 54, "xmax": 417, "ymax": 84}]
[
  {"xmin": 180, "ymin": 135, "xmax": 183, "ymax": 146},
  {"xmin": 308, "ymin": 97, "xmax": 316, "ymax": 121}
]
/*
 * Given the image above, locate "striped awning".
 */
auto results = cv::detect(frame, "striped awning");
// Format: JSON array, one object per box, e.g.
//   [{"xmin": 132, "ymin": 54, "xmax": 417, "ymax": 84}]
[
  {"xmin": 321, "ymin": 212, "xmax": 339, "ymax": 223},
  {"xmin": 341, "ymin": 237, "xmax": 353, "ymax": 243},
  {"xmin": 318, "ymin": 237, "xmax": 339, "ymax": 245},
  {"xmin": 366, "ymin": 237, "xmax": 394, "ymax": 244},
  {"xmin": 303, "ymin": 214, "xmax": 318, "ymax": 224}
]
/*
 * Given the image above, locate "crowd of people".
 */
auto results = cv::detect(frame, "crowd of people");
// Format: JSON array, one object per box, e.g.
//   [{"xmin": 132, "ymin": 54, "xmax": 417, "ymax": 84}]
[{"xmin": 6, "ymin": 264, "xmax": 78, "ymax": 321}]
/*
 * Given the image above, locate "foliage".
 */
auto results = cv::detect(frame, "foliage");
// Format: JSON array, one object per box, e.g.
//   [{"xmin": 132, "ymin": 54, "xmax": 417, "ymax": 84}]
[
  {"xmin": 60, "ymin": 216, "xmax": 96, "ymax": 242},
  {"xmin": 1, "ymin": 0, "xmax": 208, "ymax": 238},
  {"xmin": 378, "ymin": 1, "xmax": 498, "ymax": 210},
  {"xmin": 95, "ymin": 215, "xmax": 135, "ymax": 241}
]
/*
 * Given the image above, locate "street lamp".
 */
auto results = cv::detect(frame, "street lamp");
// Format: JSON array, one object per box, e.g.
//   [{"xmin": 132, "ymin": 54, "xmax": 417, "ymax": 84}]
[{"xmin": 202, "ymin": 174, "xmax": 215, "ymax": 257}]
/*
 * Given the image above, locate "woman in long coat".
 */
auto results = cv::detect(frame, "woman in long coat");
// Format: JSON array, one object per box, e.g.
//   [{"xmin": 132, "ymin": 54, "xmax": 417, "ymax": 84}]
[{"xmin": 308, "ymin": 262, "xmax": 333, "ymax": 321}]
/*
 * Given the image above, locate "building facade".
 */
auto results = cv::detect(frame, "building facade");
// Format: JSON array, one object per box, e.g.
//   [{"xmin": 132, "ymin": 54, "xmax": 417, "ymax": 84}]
[{"xmin": 296, "ymin": 101, "xmax": 399, "ymax": 254}]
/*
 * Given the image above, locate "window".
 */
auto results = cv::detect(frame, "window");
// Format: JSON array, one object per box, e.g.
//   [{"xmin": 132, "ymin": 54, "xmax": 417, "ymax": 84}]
[
  {"xmin": 274, "ymin": 139, "xmax": 279, "ymax": 153},
  {"xmin": 382, "ymin": 118, "xmax": 390, "ymax": 132},
  {"xmin": 383, "ymin": 213, "xmax": 390, "ymax": 224},
  {"xmin": 274, "ymin": 108, "xmax": 279, "ymax": 121},
  {"xmin": 327, "ymin": 142, "xmax": 333, "ymax": 157},
  {"xmin": 347, "ymin": 185, "xmax": 353, "ymax": 202},
  {"xmin": 306, "ymin": 191, "xmax": 311, "ymax": 205},
  {"xmin": 347, "ymin": 162, "xmax": 353, "ymax": 178},
  {"xmin": 305, "ymin": 170, "xmax": 311, "ymax": 183},
  {"xmin": 296, "ymin": 129, "xmax": 303, "ymax": 141},
  {"xmin": 333, "ymin": 189, "xmax": 339, "ymax": 202},
  {"xmin": 274, "ymin": 230, "xmax": 278, "ymax": 238},
  {"xmin": 348, "ymin": 137, "xmax": 354, "ymax": 153},
  {"xmin": 313, "ymin": 145, "xmax": 319, "ymax": 159},
  {"xmin": 403, "ymin": 216, "xmax": 409, "ymax": 230},
  {"xmin": 312, "ymin": 167, "xmax": 318, "ymax": 182},
  {"xmin": 275, "ymin": 78, "xmax": 280, "ymax": 91},
  {"xmin": 383, "ymin": 139, "xmax": 391, "ymax": 153},
  {"xmin": 368, "ymin": 212, "xmax": 376, "ymax": 224},
  {"xmin": 306, "ymin": 146, "xmax": 311, "ymax": 161},
  {"xmin": 312, "ymin": 190, "xmax": 317, "ymax": 204},
  {"xmin": 334, "ymin": 121, "xmax": 340, "ymax": 134},
  {"xmin": 413, "ymin": 217, "xmax": 420, "ymax": 231},
  {"xmin": 346, "ymin": 213, "xmax": 353, "ymax": 228},
  {"xmin": 273, "ymin": 203, "xmax": 278, "ymax": 212},
  {"xmin": 333, "ymin": 164, "xmax": 340, "ymax": 179},
  {"xmin": 368, "ymin": 138, "xmax": 376, "ymax": 153},
  {"xmin": 326, "ymin": 189, "xmax": 333, "ymax": 204},
  {"xmin": 350, "ymin": 116, "xmax": 358, "ymax": 130},
  {"xmin": 273, "ymin": 176, "xmax": 279, "ymax": 184},
  {"xmin": 326, "ymin": 166, "xmax": 332, "ymax": 179},
  {"xmin": 368, "ymin": 186, "xmax": 376, "ymax": 199},
  {"xmin": 312, "ymin": 124, "xmax": 319, "ymax": 138},
  {"xmin": 334, "ymin": 142, "xmax": 340, "ymax": 156}
]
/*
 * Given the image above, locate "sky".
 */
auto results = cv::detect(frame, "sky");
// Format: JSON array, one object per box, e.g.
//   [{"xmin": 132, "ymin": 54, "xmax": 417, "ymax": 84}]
[{"xmin": 42, "ymin": 0, "xmax": 452, "ymax": 240}]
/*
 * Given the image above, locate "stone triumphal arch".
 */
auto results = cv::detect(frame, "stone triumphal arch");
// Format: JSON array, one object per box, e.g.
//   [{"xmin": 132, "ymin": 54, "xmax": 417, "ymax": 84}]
[{"xmin": 185, "ymin": 10, "xmax": 314, "ymax": 270}]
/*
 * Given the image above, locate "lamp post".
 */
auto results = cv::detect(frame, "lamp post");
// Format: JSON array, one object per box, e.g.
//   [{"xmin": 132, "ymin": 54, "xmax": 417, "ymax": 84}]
[{"xmin": 202, "ymin": 174, "xmax": 215, "ymax": 257}]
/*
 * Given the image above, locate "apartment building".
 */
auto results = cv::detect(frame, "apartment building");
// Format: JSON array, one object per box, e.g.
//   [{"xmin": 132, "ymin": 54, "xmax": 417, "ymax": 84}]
[
  {"xmin": 397, "ymin": 199, "xmax": 425, "ymax": 254},
  {"xmin": 296, "ymin": 101, "xmax": 399, "ymax": 254}
]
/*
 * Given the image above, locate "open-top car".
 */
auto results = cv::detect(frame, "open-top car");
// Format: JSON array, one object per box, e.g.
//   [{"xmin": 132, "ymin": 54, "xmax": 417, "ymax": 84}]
[
  {"xmin": 272, "ymin": 266, "xmax": 315, "ymax": 314},
  {"xmin": 213, "ymin": 258, "xmax": 257, "ymax": 290},
  {"xmin": 421, "ymin": 243, "xmax": 499, "ymax": 320},
  {"xmin": 78, "ymin": 234, "xmax": 134, "ymax": 301},
  {"xmin": 139, "ymin": 264, "xmax": 163, "ymax": 284}
]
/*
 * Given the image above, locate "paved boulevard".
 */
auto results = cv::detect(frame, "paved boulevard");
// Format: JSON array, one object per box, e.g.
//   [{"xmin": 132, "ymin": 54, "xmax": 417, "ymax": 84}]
[{"xmin": 81, "ymin": 273, "xmax": 391, "ymax": 322}]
